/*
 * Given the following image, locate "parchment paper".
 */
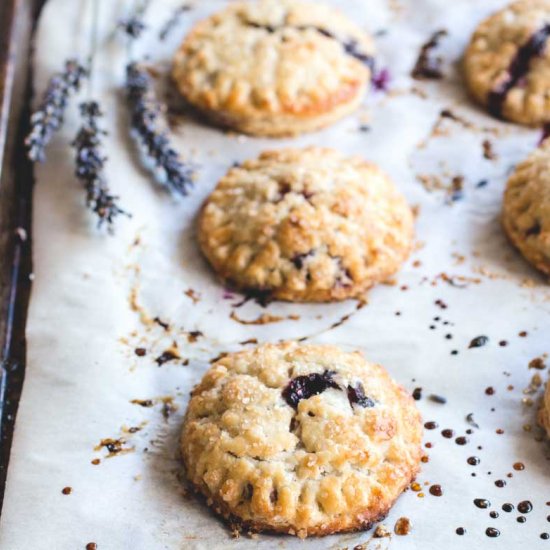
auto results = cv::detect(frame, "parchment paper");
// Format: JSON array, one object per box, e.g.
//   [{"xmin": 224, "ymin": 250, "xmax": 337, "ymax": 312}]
[{"xmin": 0, "ymin": 0, "xmax": 549, "ymax": 548}]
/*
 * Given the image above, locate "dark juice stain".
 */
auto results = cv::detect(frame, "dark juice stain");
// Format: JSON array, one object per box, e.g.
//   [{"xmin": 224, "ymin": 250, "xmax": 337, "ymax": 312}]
[
  {"xmin": 485, "ymin": 527, "xmax": 500, "ymax": 538},
  {"xmin": 469, "ymin": 335, "xmax": 489, "ymax": 348},
  {"xmin": 441, "ymin": 429, "xmax": 454, "ymax": 438},
  {"xmin": 155, "ymin": 349, "xmax": 180, "ymax": 366},
  {"xmin": 429, "ymin": 394, "xmax": 447, "ymax": 404},
  {"xmin": 456, "ymin": 527, "xmax": 466, "ymax": 535},
  {"xmin": 429, "ymin": 484, "xmax": 443, "ymax": 496},
  {"xmin": 474, "ymin": 498, "xmax": 491, "ymax": 509},
  {"xmin": 455, "ymin": 436, "xmax": 468, "ymax": 445},
  {"xmin": 518, "ymin": 501, "xmax": 533, "ymax": 514},
  {"xmin": 424, "ymin": 421, "xmax": 438, "ymax": 430},
  {"xmin": 412, "ymin": 29, "xmax": 448, "ymax": 79},
  {"xmin": 502, "ymin": 503, "xmax": 514, "ymax": 512},
  {"xmin": 495, "ymin": 480, "xmax": 506, "ymax": 488},
  {"xmin": 467, "ymin": 456, "xmax": 480, "ymax": 466},
  {"xmin": 513, "ymin": 462, "xmax": 525, "ymax": 471}
]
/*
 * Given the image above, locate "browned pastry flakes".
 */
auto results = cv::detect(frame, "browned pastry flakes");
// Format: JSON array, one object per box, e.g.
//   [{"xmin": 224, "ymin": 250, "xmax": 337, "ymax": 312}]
[
  {"xmin": 172, "ymin": 0, "xmax": 374, "ymax": 136},
  {"xmin": 181, "ymin": 342, "xmax": 423, "ymax": 538},
  {"xmin": 198, "ymin": 147, "xmax": 414, "ymax": 302}
]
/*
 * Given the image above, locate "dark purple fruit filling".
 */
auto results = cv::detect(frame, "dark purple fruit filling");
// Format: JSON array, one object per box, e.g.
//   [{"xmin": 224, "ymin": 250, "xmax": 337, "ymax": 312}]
[
  {"xmin": 291, "ymin": 250, "xmax": 314, "ymax": 269},
  {"xmin": 487, "ymin": 24, "xmax": 550, "ymax": 118},
  {"xmin": 242, "ymin": 483, "xmax": 253, "ymax": 500},
  {"xmin": 283, "ymin": 372, "xmax": 375, "ymax": 409},
  {"xmin": 312, "ymin": 28, "xmax": 375, "ymax": 69},
  {"xmin": 526, "ymin": 221, "xmax": 542, "ymax": 237},
  {"xmin": 540, "ymin": 123, "xmax": 550, "ymax": 144},
  {"xmin": 342, "ymin": 38, "xmax": 375, "ymax": 70},
  {"xmin": 347, "ymin": 382, "xmax": 375, "ymax": 408},
  {"xmin": 246, "ymin": 22, "xmax": 375, "ymax": 70},
  {"xmin": 247, "ymin": 21, "xmax": 277, "ymax": 33},
  {"xmin": 282, "ymin": 370, "xmax": 339, "ymax": 408}
]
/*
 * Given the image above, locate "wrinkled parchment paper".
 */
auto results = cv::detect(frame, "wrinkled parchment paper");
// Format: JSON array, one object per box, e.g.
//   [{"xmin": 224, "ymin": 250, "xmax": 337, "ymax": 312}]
[{"xmin": 1, "ymin": 0, "xmax": 549, "ymax": 548}]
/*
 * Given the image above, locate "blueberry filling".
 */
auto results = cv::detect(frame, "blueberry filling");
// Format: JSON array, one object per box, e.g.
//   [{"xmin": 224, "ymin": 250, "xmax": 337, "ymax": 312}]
[
  {"xmin": 341, "ymin": 38, "xmax": 376, "ymax": 70},
  {"xmin": 246, "ymin": 22, "xmax": 374, "ymax": 69},
  {"xmin": 242, "ymin": 483, "xmax": 253, "ymax": 500},
  {"xmin": 526, "ymin": 221, "xmax": 541, "ymax": 237},
  {"xmin": 487, "ymin": 24, "xmax": 550, "ymax": 118},
  {"xmin": 335, "ymin": 269, "xmax": 354, "ymax": 288},
  {"xmin": 332, "ymin": 257, "xmax": 354, "ymax": 288},
  {"xmin": 291, "ymin": 250, "xmax": 313, "ymax": 269},
  {"xmin": 300, "ymin": 190, "xmax": 315, "ymax": 202},
  {"xmin": 247, "ymin": 21, "xmax": 277, "ymax": 33},
  {"xmin": 283, "ymin": 372, "xmax": 375, "ymax": 409},
  {"xmin": 347, "ymin": 382, "xmax": 375, "ymax": 408},
  {"xmin": 282, "ymin": 370, "xmax": 339, "ymax": 408}
]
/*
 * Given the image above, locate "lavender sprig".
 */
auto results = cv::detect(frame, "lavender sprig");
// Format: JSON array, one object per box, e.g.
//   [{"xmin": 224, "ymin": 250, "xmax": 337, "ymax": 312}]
[
  {"xmin": 25, "ymin": 59, "xmax": 88, "ymax": 162},
  {"xmin": 125, "ymin": 62, "xmax": 194, "ymax": 196},
  {"xmin": 72, "ymin": 101, "xmax": 127, "ymax": 228}
]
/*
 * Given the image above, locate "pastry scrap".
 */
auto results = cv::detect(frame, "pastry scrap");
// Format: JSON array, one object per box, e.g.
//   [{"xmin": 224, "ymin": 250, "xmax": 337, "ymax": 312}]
[
  {"xmin": 502, "ymin": 139, "xmax": 550, "ymax": 275},
  {"xmin": 464, "ymin": 0, "xmax": 550, "ymax": 126},
  {"xmin": 181, "ymin": 342, "xmax": 423, "ymax": 538},
  {"xmin": 198, "ymin": 147, "xmax": 414, "ymax": 302},
  {"xmin": 172, "ymin": 0, "xmax": 374, "ymax": 136}
]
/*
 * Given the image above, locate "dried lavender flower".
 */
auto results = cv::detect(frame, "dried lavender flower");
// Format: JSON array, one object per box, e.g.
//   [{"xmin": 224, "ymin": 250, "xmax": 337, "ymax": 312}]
[
  {"xmin": 25, "ymin": 59, "xmax": 88, "ymax": 162},
  {"xmin": 118, "ymin": 0, "xmax": 151, "ymax": 39},
  {"xmin": 118, "ymin": 16, "xmax": 147, "ymax": 39},
  {"xmin": 125, "ymin": 62, "xmax": 194, "ymax": 196},
  {"xmin": 72, "ymin": 101, "xmax": 127, "ymax": 228}
]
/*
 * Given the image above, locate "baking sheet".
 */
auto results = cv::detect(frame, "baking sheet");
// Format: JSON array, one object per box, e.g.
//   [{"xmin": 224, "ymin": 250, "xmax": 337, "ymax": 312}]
[{"xmin": 1, "ymin": 0, "xmax": 549, "ymax": 548}]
